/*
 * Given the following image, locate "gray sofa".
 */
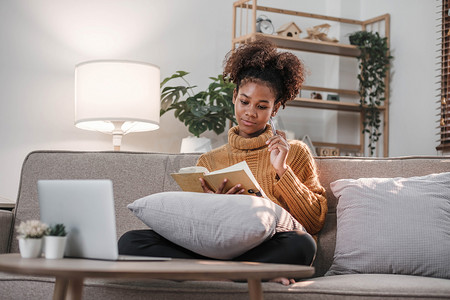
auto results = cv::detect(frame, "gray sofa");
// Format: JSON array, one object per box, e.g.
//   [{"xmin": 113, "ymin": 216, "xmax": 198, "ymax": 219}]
[{"xmin": 1, "ymin": 150, "xmax": 450, "ymax": 300}]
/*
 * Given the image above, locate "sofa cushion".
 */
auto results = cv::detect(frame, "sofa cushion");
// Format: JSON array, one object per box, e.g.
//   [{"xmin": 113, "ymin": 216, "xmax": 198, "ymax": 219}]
[
  {"xmin": 326, "ymin": 172, "xmax": 450, "ymax": 279},
  {"xmin": 292, "ymin": 274, "xmax": 450, "ymax": 299},
  {"xmin": 127, "ymin": 191, "xmax": 303, "ymax": 259},
  {"xmin": 3, "ymin": 272, "xmax": 450, "ymax": 300},
  {"xmin": 0, "ymin": 210, "xmax": 13, "ymax": 254}
]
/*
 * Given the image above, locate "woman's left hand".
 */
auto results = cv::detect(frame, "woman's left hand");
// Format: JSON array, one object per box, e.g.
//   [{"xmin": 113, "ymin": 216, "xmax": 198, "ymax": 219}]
[{"xmin": 266, "ymin": 130, "xmax": 290, "ymax": 178}]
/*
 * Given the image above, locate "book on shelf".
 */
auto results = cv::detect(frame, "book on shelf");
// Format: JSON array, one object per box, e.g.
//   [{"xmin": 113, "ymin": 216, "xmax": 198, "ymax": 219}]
[{"xmin": 171, "ymin": 161, "xmax": 269, "ymax": 199}]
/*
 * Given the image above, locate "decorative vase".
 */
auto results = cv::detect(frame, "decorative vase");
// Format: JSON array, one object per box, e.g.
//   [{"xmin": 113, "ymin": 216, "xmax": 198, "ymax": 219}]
[
  {"xmin": 18, "ymin": 238, "xmax": 43, "ymax": 258},
  {"xmin": 44, "ymin": 236, "xmax": 67, "ymax": 259}
]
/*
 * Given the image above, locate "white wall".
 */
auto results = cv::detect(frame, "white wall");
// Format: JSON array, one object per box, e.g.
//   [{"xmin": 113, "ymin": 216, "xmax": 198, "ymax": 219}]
[
  {"xmin": 0, "ymin": 0, "xmax": 439, "ymax": 202},
  {"xmin": 0, "ymin": 0, "xmax": 233, "ymax": 202},
  {"xmin": 360, "ymin": 0, "xmax": 439, "ymax": 157}
]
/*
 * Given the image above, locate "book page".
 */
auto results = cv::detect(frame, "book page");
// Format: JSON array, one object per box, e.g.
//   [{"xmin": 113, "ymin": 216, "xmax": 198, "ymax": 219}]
[
  {"xmin": 207, "ymin": 161, "xmax": 247, "ymax": 175},
  {"xmin": 205, "ymin": 161, "xmax": 269, "ymax": 200},
  {"xmin": 204, "ymin": 170, "xmax": 261, "ymax": 198},
  {"xmin": 171, "ymin": 161, "xmax": 269, "ymax": 199},
  {"xmin": 177, "ymin": 166, "xmax": 209, "ymax": 174}
]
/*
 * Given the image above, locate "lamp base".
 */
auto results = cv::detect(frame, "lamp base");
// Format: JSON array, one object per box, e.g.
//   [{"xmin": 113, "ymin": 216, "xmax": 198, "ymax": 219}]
[
  {"xmin": 112, "ymin": 125, "xmax": 123, "ymax": 151},
  {"xmin": 113, "ymin": 132, "xmax": 123, "ymax": 151}
]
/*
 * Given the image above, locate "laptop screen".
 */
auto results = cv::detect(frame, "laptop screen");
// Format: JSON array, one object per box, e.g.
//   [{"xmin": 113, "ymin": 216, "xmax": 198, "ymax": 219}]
[{"xmin": 38, "ymin": 179, "xmax": 120, "ymax": 260}]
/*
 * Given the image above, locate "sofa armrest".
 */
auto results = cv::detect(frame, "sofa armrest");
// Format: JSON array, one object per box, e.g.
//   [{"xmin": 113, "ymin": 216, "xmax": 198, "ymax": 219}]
[{"xmin": 0, "ymin": 210, "xmax": 14, "ymax": 253}]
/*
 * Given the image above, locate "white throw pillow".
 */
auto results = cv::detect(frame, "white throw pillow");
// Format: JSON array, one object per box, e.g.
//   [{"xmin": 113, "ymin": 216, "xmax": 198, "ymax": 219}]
[
  {"xmin": 326, "ymin": 172, "xmax": 450, "ymax": 279},
  {"xmin": 128, "ymin": 191, "xmax": 303, "ymax": 259}
]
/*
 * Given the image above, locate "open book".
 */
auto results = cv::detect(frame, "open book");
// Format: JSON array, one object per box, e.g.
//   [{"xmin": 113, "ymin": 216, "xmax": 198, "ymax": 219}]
[{"xmin": 171, "ymin": 161, "xmax": 269, "ymax": 199}]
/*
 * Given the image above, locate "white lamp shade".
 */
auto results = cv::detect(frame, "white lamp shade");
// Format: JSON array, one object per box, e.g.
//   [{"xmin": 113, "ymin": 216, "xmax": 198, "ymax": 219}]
[{"xmin": 75, "ymin": 60, "xmax": 160, "ymax": 133}]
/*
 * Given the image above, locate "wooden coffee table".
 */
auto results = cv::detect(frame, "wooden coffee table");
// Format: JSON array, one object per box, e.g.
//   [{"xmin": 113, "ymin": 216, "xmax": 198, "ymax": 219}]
[{"xmin": 0, "ymin": 253, "xmax": 314, "ymax": 300}]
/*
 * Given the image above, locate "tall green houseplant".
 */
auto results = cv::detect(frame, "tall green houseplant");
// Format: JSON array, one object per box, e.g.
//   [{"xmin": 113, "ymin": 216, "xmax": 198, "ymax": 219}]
[
  {"xmin": 160, "ymin": 71, "xmax": 236, "ymax": 137},
  {"xmin": 349, "ymin": 31, "xmax": 392, "ymax": 156}
]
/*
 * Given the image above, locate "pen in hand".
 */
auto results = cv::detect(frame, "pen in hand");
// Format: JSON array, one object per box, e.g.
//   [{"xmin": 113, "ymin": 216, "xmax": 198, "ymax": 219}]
[{"xmin": 269, "ymin": 117, "xmax": 277, "ymax": 136}]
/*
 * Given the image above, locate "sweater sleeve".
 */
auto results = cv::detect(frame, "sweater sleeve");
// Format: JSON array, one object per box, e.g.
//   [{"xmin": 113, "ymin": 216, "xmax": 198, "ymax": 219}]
[
  {"xmin": 196, "ymin": 154, "xmax": 210, "ymax": 170},
  {"xmin": 273, "ymin": 142, "xmax": 328, "ymax": 235}
]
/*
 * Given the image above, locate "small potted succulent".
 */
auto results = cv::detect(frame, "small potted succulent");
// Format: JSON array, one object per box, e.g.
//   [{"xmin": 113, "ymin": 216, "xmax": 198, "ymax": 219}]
[
  {"xmin": 16, "ymin": 220, "xmax": 48, "ymax": 258},
  {"xmin": 44, "ymin": 223, "xmax": 68, "ymax": 259}
]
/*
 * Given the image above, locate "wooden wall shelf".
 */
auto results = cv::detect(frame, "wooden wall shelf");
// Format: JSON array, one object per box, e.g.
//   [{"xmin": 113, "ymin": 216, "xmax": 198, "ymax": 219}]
[
  {"xmin": 288, "ymin": 98, "xmax": 361, "ymax": 112},
  {"xmin": 312, "ymin": 141, "xmax": 362, "ymax": 152},
  {"xmin": 233, "ymin": 33, "xmax": 361, "ymax": 57},
  {"xmin": 288, "ymin": 98, "xmax": 387, "ymax": 112},
  {"xmin": 302, "ymin": 85, "xmax": 359, "ymax": 96},
  {"xmin": 232, "ymin": 1, "xmax": 390, "ymax": 156}
]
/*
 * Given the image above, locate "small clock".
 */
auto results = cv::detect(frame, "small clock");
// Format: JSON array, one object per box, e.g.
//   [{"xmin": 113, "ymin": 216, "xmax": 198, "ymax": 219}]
[{"xmin": 256, "ymin": 15, "xmax": 274, "ymax": 34}]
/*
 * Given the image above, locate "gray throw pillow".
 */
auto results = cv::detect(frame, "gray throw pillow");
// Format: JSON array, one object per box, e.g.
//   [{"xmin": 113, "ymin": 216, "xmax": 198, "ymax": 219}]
[
  {"xmin": 326, "ymin": 172, "xmax": 450, "ymax": 279},
  {"xmin": 128, "ymin": 191, "xmax": 304, "ymax": 259}
]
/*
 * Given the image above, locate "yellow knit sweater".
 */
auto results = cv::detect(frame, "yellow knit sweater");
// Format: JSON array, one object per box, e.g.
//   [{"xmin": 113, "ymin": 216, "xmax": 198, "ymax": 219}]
[{"xmin": 197, "ymin": 125, "xmax": 328, "ymax": 235}]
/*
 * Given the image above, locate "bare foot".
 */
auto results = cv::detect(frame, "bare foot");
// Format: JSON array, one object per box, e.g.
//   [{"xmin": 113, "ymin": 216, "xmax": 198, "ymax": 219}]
[{"xmin": 269, "ymin": 277, "xmax": 295, "ymax": 286}]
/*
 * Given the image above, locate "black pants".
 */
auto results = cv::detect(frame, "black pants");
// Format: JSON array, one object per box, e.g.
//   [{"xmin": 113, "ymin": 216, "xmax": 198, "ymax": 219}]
[{"xmin": 118, "ymin": 229, "xmax": 316, "ymax": 266}]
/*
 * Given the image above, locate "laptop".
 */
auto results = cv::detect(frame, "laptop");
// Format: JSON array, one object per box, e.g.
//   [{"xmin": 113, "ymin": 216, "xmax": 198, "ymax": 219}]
[{"xmin": 38, "ymin": 179, "xmax": 170, "ymax": 261}]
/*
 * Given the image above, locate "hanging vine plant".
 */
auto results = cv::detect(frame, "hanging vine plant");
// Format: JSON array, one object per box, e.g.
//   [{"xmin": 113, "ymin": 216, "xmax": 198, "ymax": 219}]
[{"xmin": 349, "ymin": 31, "xmax": 392, "ymax": 156}]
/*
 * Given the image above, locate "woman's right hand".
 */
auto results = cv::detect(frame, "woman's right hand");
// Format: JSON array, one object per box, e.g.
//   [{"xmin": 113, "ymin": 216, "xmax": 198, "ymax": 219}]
[{"xmin": 199, "ymin": 178, "xmax": 245, "ymax": 194}]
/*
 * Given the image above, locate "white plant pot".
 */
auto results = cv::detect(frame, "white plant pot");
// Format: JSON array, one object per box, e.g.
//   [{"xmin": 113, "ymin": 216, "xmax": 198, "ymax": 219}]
[
  {"xmin": 19, "ymin": 238, "xmax": 43, "ymax": 258},
  {"xmin": 44, "ymin": 236, "xmax": 67, "ymax": 259},
  {"xmin": 180, "ymin": 136, "xmax": 212, "ymax": 153}
]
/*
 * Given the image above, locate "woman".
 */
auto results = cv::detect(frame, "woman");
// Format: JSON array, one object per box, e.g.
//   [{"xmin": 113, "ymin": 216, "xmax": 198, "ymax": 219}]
[{"xmin": 119, "ymin": 40, "xmax": 327, "ymax": 285}]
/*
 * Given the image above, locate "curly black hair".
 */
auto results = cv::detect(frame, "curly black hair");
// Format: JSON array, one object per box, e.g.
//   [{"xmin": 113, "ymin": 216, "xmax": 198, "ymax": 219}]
[{"xmin": 223, "ymin": 39, "xmax": 305, "ymax": 108}]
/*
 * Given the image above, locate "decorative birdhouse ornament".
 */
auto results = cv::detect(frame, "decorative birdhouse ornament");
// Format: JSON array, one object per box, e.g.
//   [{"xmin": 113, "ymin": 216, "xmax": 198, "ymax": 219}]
[{"xmin": 276, "ymin": 22, "xmax": 302, "ymax": 39}]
